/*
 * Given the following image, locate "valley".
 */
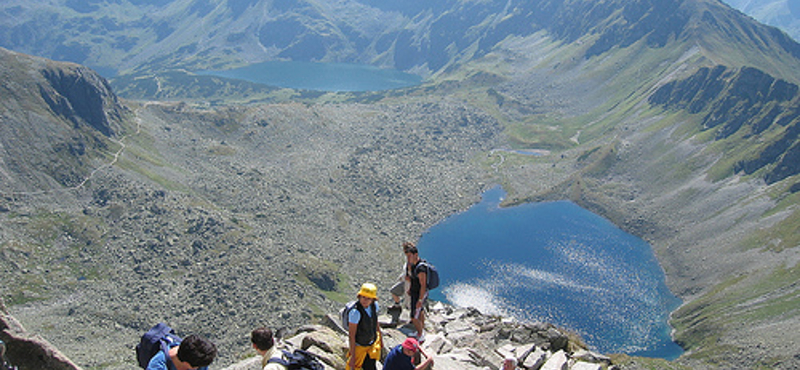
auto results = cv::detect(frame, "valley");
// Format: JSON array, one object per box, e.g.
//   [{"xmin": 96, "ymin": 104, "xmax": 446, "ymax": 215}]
[{"xmin": 2, "ymin": 0, "xmax": 800, "ymax": 369}]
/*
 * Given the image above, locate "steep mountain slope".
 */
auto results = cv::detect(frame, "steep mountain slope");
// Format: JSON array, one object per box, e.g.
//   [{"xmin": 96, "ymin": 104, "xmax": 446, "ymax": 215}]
[
  {"xmin": 0, "ymin": 48, "xmax": 504, "ymax": 369},
  {"xmin": 1, "ymin": 0, "xmax": 800, "ymax": 369},
  {"xmin": 724, "ymin": 0, "xmax": 800, "ymax": 42},
  {"xmin": 0, "ymin": 47, "xmax": 127, "ymax": 195},
  {"xmin": 3, "ymin": 0, "xmax": 800, "ymax": 83}
]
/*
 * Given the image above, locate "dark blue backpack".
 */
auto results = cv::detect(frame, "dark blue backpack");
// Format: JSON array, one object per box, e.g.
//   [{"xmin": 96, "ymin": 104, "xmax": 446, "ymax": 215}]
[
  {"xmin": 416, "ymin": 260, "xmax": 440, "ymax": 290},
  {"xmin": 267, "ymin": 349, "xmax": 325, "ymax": 370},
  {"xmin": 136, "ymin": 323, "xmax": 181, "ymax": 368}
]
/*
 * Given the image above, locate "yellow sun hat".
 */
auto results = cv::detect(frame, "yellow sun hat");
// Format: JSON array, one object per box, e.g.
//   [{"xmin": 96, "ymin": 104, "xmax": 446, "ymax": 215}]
[{"xmin": 357, "ymin": 282, "xmax": 378, "ymax": 300}]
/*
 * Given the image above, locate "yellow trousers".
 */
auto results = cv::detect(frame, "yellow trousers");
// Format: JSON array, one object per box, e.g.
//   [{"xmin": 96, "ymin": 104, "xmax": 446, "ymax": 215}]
[{"xmin": 346, "ymin": 333, "xmax": 382, "ymax": 370}]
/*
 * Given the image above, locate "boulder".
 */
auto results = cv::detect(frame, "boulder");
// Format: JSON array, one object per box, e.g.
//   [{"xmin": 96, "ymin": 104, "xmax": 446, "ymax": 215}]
[
  {"xmin": 570, "ymin": 361, "xmax": 602, "ymax": 370},
  {"xmin": 222, "ymin": 301, "xmax": 615, "ymax": 370},
  {"xmin": 540, "ymin": 350, "xmax": 568, "ymax": 370},
  {"xmin": 0, "ymin": 298, "xmax": 82, "ymax": 370}
]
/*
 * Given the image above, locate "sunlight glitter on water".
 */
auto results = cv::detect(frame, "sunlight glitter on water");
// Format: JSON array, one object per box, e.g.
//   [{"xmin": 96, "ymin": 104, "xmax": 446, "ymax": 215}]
[{"xmin": 419, "ymin": 186, "xmax": 684, "ymax": 359}]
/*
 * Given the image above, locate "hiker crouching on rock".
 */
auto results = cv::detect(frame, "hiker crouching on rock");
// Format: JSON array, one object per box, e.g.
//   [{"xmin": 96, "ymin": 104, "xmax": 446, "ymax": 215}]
[
  {"xmin": 146, "ymin": 335, "xmax": 216, "ymax": 370},
  {"xmin": 252, "ymin": 327, "xmax": 285, "ymax": 370},
  {"xmin": 382, "ymin": 337, "xmax": 433, "ymax": 370},
  {"xmin": 406, "ymin": 245, "xmax": 428, "ymax": 342},
  {"xmin": 388, "ymin": 242, "xmax": 414, "ymax": 323},
  {"xmin": 347, "ymin": 283, "xmax": 383, "ymax": 370}
]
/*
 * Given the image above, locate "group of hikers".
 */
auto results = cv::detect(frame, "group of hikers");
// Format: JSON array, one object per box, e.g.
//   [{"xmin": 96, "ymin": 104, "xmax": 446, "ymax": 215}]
[
  {"xmin": 139, "ymin": 241, "xmax": 436, "ymax": 370},
  {"xmin": 343, "ymin": 241, "xmax": 434, "ymax": 370}
]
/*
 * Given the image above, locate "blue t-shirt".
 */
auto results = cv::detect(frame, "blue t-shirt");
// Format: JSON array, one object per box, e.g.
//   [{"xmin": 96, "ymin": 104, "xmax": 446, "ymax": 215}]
[
  {"xmin": 348, "ymin": 302, "xmax": 380, "ymax": 324},
  {"xmin": 382, "ymin": 345, "xmax": 414, "ymax": 370},
  {"xmin": 146, "ymin": 343, "xmax": 209, "ymax": 370}
]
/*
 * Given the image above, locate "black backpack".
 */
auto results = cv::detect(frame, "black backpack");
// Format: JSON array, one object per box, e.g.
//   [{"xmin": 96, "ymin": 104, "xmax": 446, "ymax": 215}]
[
  {"xmin": 416, "ymin": 260, "xmax": 440, "ymax": 290},
  {"xmin": 267, "ymin": 349, "xmax": 325, "ymax": 370},
  {"xmin": 135, "ymin": 323, "xmax": 181, "ymax": 368}
]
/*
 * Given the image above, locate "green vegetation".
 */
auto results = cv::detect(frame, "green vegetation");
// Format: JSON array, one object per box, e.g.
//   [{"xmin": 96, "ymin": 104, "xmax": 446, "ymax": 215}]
[
  {"xmin": 673, "ymin": 264, "xmax": 800, "ymax": 358},
  {"xmin": 610, "ymin": 354, "xmax": 694, "ymax": 370},
  {"xmin": 1, "ymin": 210, "xmax": 109, "ymax": 305}
]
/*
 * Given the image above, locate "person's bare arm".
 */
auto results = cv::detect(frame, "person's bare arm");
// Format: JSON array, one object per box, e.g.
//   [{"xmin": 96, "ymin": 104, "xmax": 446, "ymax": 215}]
[
  {"xmin": 416, "ymin": 346, "xmax": 434, "ymax": 370},
  {"xmin": 348, "ymin": 322, "xmax": 358, "ymax": 370}
]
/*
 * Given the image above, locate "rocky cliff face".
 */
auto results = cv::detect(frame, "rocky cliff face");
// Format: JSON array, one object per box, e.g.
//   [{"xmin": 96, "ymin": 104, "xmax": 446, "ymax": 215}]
[
  {"xmin": 649, "ymin": 65, "xmax": 800, "ymax": 185},
  {"xmin": 0, "ymin": 299, "xmax": 80, "ymax": 370},
  {"xmin": 0, "ymin": 47, "xmax": 128, "ymax": 193},
  {"xmin": 40, "ymin": 66, "xmax": 123, "ymax": 137}
]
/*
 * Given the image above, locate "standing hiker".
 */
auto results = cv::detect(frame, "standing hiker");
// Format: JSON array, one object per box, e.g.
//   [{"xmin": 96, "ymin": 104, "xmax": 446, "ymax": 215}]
[
  {"xmin": 406, "ymin": 245, "xmax": 428, "ymax": 342},
  {"xmin": 346, "ymin": 283, "xmax": 383, "ymax": 370}
]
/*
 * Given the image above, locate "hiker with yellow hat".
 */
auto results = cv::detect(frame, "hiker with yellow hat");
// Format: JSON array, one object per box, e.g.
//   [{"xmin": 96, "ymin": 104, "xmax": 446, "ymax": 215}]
[{"xmin": 346, "ymin": 283, "xmax": 383, "ymax": 370}]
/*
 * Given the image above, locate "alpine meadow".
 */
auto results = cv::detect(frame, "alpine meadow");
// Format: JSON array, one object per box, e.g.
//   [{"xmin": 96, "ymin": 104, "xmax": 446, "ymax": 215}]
[{"xmin": 1, "ymin": 0, "xmax": 800, "ymax": 369}]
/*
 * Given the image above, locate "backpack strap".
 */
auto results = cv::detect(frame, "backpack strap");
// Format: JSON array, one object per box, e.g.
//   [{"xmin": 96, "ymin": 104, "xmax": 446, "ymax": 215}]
[
  {"xmin": 266, "ymin": 350, "xmax": 291, "ymax": 366},
  {"xmin": 161, "ymin": 337, "xmax": 181, "ymax": 370},
  {"xmin": 414, "ymin": 260, "xmax": 428, "ymax": 275}
]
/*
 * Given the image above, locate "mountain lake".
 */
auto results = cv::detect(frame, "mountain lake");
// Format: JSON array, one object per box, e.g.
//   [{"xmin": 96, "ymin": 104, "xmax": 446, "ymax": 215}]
[
  {"xmin": 202, "ymin": 62, "xmax": 681, "ymax": 359},
  {"xmin": 198, "ymin": 61, "xmax": 422, "ymax": 91},
  {"xmin": 418, "ymin": 186, "xmax": 684, "ymax": 359}
]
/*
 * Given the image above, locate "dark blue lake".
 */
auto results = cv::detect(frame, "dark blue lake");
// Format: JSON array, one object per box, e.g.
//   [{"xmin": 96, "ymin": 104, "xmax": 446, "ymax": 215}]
[
  {"xmin": 198, "ymin": 61, "xmax": 422, "ymax": 92},
  {"xmin": 418, "ymin": 186, "xmax": 683, "ymax": 359}
]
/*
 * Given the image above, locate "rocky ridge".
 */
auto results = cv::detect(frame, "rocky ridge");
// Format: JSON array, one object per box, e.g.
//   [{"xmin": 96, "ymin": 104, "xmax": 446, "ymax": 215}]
[
  {"xmin": 2, "ymin": 297, "xmax": 619, "ymax": 370},
  {"xmin": 222, "ymin": 301, "xmax": 616, "ymax": 370}
]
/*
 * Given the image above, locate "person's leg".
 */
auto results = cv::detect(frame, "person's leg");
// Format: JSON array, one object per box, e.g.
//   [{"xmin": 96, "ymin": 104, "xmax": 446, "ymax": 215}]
[
  {"xmin": 362, "ymin": 355, "xmax": 377, "ymax": 370},
  {"xmin": 390, "ymin": 281, "xmax": 404, "ymax": 308},
  {"xmin": 417, "ymin": 306, "xmax": 426, "ymax": 342},
  {"xmin": 346, "ymin": 345, "xmax": 368, "ymax": 370},
  {"xmin": 410, "ymin": 293, "xmax": 425, "ymax": 338}
]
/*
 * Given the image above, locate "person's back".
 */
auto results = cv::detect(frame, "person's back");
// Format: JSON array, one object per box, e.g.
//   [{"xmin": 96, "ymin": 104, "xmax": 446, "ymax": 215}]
[
  {"xmin": 251, "ymin": 327, "xmax": 286, "ymax": 370},
  {"xmin": 383, "ymin": 338, "xmax": 432, "ymax": 370},
  {"xmin": 146, "ymin": 334, "xmax": 216, "ymax": 370}
]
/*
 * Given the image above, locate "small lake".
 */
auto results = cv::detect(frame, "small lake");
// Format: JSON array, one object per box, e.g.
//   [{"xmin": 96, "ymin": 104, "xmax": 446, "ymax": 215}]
[
  {"xmin": 198, "ymin": 61, "xmax": 422, "ymax": 92},
  {"xmin": 418, "ymin": 186, "xmax": 683, "ymax": 359}
]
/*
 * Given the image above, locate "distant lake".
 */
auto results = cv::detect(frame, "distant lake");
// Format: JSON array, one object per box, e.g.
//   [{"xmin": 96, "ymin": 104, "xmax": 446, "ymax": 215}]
[
  {"xmin": 198, "ymin": 61, "xmax": 422, "ymax": 92},
  {"xmin": 418, "ymin": 186, "xmax": 683, "ymax": 359}
]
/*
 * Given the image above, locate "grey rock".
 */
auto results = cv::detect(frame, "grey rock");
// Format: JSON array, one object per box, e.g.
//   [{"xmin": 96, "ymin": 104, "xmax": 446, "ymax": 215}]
[
  {"xmin": 570, "ymin": 361, "xmax": 602, "ymax": 370},
  {"xmin": 540, "ymin": 350, "xmax": 568, "ymax": 370}
]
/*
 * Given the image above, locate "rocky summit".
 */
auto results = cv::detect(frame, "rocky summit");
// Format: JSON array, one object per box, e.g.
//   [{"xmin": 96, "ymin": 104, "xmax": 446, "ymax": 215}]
[{"xmin": 3, "ymin": 295, "xmax": 619, "ymax": 370}]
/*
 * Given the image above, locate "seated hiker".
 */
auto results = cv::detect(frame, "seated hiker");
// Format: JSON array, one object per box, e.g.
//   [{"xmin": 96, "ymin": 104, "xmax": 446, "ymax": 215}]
[
  {"xmin": 382, "ymin": 337, "xmax": 433, "ymax": 370},
  {"xmin": 346, "ymin": 283, "xmax": 383, "ymax": 370},
  {"xmin": 146, "ymin": 334, "xmax": 216, "ymax": 370},
  {"xmin": 252, "ymin": 327, "xmax": 285, "ymax": 370}
]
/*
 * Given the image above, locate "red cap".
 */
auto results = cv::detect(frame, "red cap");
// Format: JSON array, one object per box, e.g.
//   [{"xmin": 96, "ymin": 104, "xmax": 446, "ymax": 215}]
[{"xmin": 402, "ymin": 337, "xmax": 419, "ymax": 352}]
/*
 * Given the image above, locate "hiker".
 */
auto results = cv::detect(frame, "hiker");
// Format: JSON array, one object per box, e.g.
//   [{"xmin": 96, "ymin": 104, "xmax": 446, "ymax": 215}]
[
  {"xmin": 382, "ymin": 337, "xmax": 433, "ymax": 370},
  {"xmin": 405, "ymin": 245, "xmax": 428, "ymax": 342},
  {"xmin": 388, "ymin": 242, "xmax": 415, "ymax": 320},
  {"xmin": 346, "ymin": 283, "xmax": 383, "ymax": 370},
  {"xmin": 502, "ymin": 357, "xmax": 518, "ymax": 370},
  {"xmin": 145, "ymin": 334, "xmax": 217, "ymax": 370},
  {"xmin": 251, "ymin": 327, "xmax": 284, "ymax": 370}
]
